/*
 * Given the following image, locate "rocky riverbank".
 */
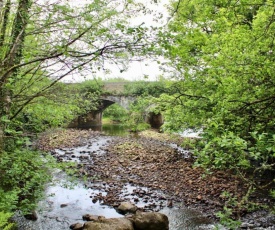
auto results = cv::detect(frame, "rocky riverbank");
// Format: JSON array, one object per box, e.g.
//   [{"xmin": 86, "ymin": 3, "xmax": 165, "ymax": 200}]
[{"xmin": 36, "ymin": 128, "xmax": 275, "ymax": 229}]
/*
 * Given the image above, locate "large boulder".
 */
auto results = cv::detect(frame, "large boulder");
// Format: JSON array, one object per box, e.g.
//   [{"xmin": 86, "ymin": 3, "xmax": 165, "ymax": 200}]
[
  {"xmin": 24, "ymin": 211, "xmax": 38, "ymax": 221},
  {"xmin": 70, "ymin": 222, "xmax": 83, "ymax": 230},
  {"xmin": 83, "ymin": 217, "xmax": 134, "ymax": 230},
  {"xmin": 130, "ymin": 211, "xmax": 169, "ymax": 230},
  {"xmin": 117, "ymin": 202, "xmax": 138, "ymax": 215},
  {"xmin": 82, "ymin": 214, "xmax": 103, "ymax": 221}
]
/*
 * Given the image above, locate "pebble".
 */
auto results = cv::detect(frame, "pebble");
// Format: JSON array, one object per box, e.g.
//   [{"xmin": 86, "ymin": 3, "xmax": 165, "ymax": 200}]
[{"xmin": 43, "ymin": 131, "xmax": 275, "ymax": 229}]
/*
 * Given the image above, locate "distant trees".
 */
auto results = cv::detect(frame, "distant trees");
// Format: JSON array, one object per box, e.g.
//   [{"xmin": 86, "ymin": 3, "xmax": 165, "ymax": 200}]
[{"xmin": 124, "ymin": 80, "xmax": 168, "ymax": 97}]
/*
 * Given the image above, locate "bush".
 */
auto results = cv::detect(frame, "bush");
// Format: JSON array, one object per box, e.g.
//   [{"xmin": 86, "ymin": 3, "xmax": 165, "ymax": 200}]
[
  {"xmin": 124, "ymin": 81, "xmax": 168, "ymax": 97},
  {"xmin": 0, "ymin": 149, "xmax": 54, "ymax": 213},
  {"xmin": 103, "ymin": 104, "xmax": 128, "ymax": 122},
  {"xmin": 0, "ymin": 212, "xmax": 14, "ymax": 230}
]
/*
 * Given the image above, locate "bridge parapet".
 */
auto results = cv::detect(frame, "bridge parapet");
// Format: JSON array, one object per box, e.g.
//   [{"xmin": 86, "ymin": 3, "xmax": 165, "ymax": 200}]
[{"xmin": 103, "ymin": 82, "xmax": 130, "ymax": 95}]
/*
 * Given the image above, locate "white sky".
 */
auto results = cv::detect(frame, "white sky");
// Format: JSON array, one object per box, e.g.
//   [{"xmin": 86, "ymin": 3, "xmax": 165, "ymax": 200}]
[{"xmin": 62, "ymin": 0, "xmax": 171, "ymax": 82}]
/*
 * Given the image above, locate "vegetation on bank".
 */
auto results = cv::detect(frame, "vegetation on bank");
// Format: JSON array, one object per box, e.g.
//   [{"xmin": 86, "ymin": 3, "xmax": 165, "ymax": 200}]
[
  {"xmin": 0, "ymin": 0, "xmax": 275, "ymax": 229},
  {"xmin": 155, "ymin": 0, "xmax": 275, "ymax": 228},
  {"xmin": 0, "ymin": 0, "xmax": 149, "ymax": 227}
]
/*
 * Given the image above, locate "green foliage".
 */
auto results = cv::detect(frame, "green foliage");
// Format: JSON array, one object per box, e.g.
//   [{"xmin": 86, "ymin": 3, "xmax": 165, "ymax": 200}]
[
  {"xmin": 0, "ymin": 0, "xmax": 149, "ymax": 225},
  {"xmin": 124, "ymin": 81, "xmax": 168, "ymax": 97},
  {"xmin": 66, "ymin": 80, "xmax": 103, "ymax": 116},
  {"xmin": 126, "ymin": 96, "xmax": 155, "ymax": 132},
  {"xmin": 0, "ymin": 212, "xmax": 14, "ymax": 230},
  {"xmin": 0, "ymin": 0, "xmax": 148, "ymax": 133},
  {"xmin": 0, "ymin": 149, "xmax": 54, "ymax": 213},
  {"xmin": 216, "ymin": 206, "xmax": 241, "ymax": 230},
  {"xmin": 103, "ymin": 78, "xmax": 130, "ymax": 82},
  {"xmin": 180, "ymin": 138, "xmax": 198, "ymax": 150},
  {"xmin": 126, "ymin": 111, "xmax": 148, "ymax": 132},
  {"xmin": 215, "ymin": 191, "xmax": 243, "ymax": 229},
  {"xmin": 6, "ymin": 79, "xmax": 104, "ymax": 133},
  {"xmin": 194, "ymin": 129, "xmax": 250, "ymax": 170},
  {"xmin": 159, "ymin": 0, "xmax": 275, "ymax": 172},
  {"xmin": 155, "ymin": 0, "xmax": 275, "ymax": 222},
  {"xmin": 73, "ymin": 79, "xmax": 104, "ymax": 94},
  {"xmin": 136, "ymin": 122, "xmax": 151, "ymax": 132},
  {"xmin": 103, "ymin": 104, "xmax": 128, "ymax": 122}
]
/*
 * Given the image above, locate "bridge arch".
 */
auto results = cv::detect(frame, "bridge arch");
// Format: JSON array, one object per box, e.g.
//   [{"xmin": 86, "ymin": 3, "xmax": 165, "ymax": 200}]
[
  {"xmin": 68, "ymin": 95, "xmax": 163, "ymax": 129},
  {"xmin": 68, "ymin": 96, "xmax": 134, "ymax": 129},
  {"xmin": 100, "ymin": 95, "xmax": 135, "ymax": 110}
]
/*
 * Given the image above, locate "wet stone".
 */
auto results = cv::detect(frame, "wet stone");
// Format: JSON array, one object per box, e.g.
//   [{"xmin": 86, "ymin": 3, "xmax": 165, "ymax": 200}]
[
  {"xmin": 26, "ymin": 130, "xmax": 275, "ymax": 230},
  {"xmin": 24, "ymin": 211, "xmax": 38, "ymax": 221},
  {"xmin": 117, "ymin": 202, "xmax": 138, "ymax": 215},
  {"xmin": 60, "ymin": 203, "xmax": 68, "ymax": 208},
  {"xmin": 70, "ymin": 222, "xmax": 83, "ymax": 230},
  {"xmin": 82, "ymin": 214, "xmax": 102, "ymax": 221},
  {"xmin": 241, "ymin": 223, "xmax": 255, "ymax": 228}
]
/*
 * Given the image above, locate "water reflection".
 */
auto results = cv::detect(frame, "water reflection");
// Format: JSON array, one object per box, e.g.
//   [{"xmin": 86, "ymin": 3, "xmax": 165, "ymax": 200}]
[
  {"xmin": 14, "ymin": 125, "xmax": 219, "ymax": 230},
  {"xmin": 91, "ymin": 123, "xmax": 129, "ymax": 136},
  {"xmin": 160, "ymin": 208, "xmax": 218, "ymax": 230},
  {"xmin": 14, "ymin": 171, "xmax": 123, "ymax": 230}
]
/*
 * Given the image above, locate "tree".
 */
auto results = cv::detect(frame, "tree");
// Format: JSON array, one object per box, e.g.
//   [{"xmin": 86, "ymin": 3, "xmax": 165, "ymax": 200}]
[
  {"xmin": 0, "ymin": 0, "xmax": 150, "ymax": 222},
  {"xmin": 158, "ymin": 0, "xmax": 275, "ymax": 210},
  {"xmin": 0, "ymin": 0, "xmax": 148, "ymax": 146},
  {"xmin": 124, "ymin": 80, "xmax": 168, "ymax": 97}
]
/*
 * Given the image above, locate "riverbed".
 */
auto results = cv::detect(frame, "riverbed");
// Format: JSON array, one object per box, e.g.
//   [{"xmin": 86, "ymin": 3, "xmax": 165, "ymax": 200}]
[{"xmin": 15, "ymin": 125, "xmax": 275, "ymax": 229}]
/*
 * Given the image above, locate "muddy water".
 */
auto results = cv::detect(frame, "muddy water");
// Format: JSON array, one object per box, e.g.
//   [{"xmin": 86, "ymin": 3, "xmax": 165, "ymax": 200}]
[{"xmin": 14, "ymin": 126, "xmax": 221, "ymax": 230}]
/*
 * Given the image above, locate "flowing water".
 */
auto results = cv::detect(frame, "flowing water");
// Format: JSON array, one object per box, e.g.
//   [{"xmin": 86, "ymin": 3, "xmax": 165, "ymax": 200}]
[{"xmin": 14, "ymin": 124, "xmax": 222, "ymax": 230}]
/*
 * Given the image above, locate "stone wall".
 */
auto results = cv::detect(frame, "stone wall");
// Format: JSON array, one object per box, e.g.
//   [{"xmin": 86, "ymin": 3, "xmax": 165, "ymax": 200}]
[
  {"xmin": 101, "ymin": 96, "xmax": 135, "ymax": 110},
  {"xmin": 68, "ymin": 111, "xmax": 102, "ymax": 129}
]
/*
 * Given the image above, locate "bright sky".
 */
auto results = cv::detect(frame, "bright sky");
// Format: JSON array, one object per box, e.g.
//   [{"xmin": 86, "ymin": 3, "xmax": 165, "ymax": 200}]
[{"xmin": 62, "ymin": 0, "xmax": 171, "ymax": 82}]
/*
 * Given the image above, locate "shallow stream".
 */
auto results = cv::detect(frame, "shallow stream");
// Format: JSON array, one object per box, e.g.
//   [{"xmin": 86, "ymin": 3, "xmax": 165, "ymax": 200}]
[{"xmin": 14, "ymin": 124, "xmax": 222, "ymax": 230}]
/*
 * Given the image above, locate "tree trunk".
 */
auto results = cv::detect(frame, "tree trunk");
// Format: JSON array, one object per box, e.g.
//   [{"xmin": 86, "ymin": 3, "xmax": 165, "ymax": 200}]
[
  {"xmin": 0, "ymin": 0, "xmax": 11, "ymax": 47},
  {"xmin": 0, "ymin": 125, "xmax": 3, "ymax": 151},
  {"xmin": 0, "ymin": 0, "xmax": 32, "ymax": 147}
]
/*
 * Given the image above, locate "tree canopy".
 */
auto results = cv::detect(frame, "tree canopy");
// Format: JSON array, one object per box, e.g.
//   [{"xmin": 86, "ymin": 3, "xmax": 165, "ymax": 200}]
[
  {"xmin": 0, "ymin": 0, "xmax": 150, "ymax": 225},
  {"xmin": 158, "ymin": 0, "xmax": 275, "ymax": 186},
  {"xmin": 1, "ymin": 0, "xmax": 275, "ymax": 227},
  {"xmin": 0, "ymin": 0, "xmax": 149, "ymax": 136}
]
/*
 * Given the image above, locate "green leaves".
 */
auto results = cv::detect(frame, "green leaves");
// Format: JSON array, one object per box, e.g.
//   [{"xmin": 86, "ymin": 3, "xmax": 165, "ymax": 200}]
[
  {"xmin": 194, "ymin": 129, "xmax": 250, "ymax": 170},
  {"xmin": 103, "ymin": 103, "xmax": 128, "ymax": 122},
  {"xmin": 0, "ymin": 149, "xmax": 55, "ymax": 213},
  {"xmin": 0, "ymin": 0, "xmax": 148, "ymax": 135},
  {"xmin": 0, "ymin": 211, "xmax": 14, "ymax": 230},
  {"xmin": 156, "ymin": 2, "xmax": 275, "ymax": 216}
]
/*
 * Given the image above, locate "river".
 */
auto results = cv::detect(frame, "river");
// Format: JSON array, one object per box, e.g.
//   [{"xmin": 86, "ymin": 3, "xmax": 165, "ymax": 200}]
[{"xmin": 14, "ymin": 124, "xmax": 224, "ymax": 230}]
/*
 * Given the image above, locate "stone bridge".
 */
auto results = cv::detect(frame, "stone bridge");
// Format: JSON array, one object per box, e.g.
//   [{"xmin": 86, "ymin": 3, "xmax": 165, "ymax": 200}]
[
  {"xmin": 101, "ymin": 95, "xmax": 136, "ymax": 110},
  {"xmin": 68, "ymin": 82, "xmax": 163, "ymax": 129}
]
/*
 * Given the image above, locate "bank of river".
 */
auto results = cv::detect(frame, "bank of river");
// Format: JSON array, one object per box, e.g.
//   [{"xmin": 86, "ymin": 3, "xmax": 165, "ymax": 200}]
[{"xmin": 16, "ymin": 127, "xmax": 275, "ymax": 229}]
